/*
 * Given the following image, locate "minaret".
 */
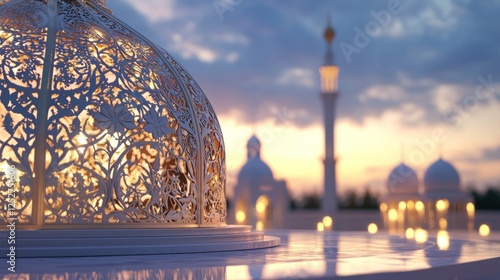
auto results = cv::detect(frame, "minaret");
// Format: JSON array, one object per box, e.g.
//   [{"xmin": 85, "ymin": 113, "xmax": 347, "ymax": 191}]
[{"xmin": 320, "ymin": 17, "xmax": 339, "ymax": 218}]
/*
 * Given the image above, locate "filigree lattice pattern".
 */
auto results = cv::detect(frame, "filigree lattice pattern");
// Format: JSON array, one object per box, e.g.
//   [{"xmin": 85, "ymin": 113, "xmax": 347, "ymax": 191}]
[{"xmin": 0, "ymin": 0, "xmax": 225, "ymax": 227}]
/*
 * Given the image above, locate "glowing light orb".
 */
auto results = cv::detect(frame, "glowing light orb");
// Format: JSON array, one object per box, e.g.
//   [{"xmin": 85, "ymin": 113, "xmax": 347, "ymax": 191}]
[
  {"xmin": 398, "ymin": 201, "xmax": 406, "ymax": 211},
  {"xmin": 415, "ymin": 201, "xmax": 425, "ymax": 212},
  {"xmin": 317, "ymin": 222, "xmax": 324, "ymax": 232},
  {"xmin": 367, "ymin": 223, "xmax": 378, "ymax": 234},
  {"xmin": 236, "ymin": 211, "xmax": 246, "ymax": 223},
  {"xmin": 405, "ymin": 228, "xmax": 415, "ymax": 239},
  {"xmin": 322, "ymin": 216, "xmax": 333, "ymax": 228},
  {"xmin": 479, "ymin": 224, "xmax": 490, "ymax": 237},
  {"xmin": 388, "ymin": 209, "xmax": 398, "ymax": 221},
  {"xmin": 379, "ymin": 203, "xmax": 388, "ymax": 212},
  {"xmin": 415, "ymin": 228, "xmax": 428, "ymax": 244},
  {"xmin": 437, "ymin": 230, "xmax": 450, "ymax": 251}
]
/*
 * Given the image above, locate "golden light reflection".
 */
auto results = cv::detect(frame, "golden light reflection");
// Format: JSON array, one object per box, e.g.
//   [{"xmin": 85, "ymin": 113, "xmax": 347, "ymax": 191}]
[
  {"xmin": 466, "ymin": 202, "xmax": 475, "ymax": 218},
  {"xmin": 76, "ymin": 133, "xmax": 87, "ymax": 154},
  {"xmin": 317, "ymin": 222, "xmax": 324, "ymax": 232},
  {"xmin": 367, "ymin": 223, "xmax": 378, "ymax": 234},
  {"xmin": 437, "ymin": 230, "xmax": 450, "ymax": 251},
  {"xmin": 256, "ymin": 221, "xmax": 264, "ymax": 231},
  {"xmin": 439, "ymin": 218, "xmax": 448, "ymax": 230},
  {"xmin": 388, "ymin": 209, "xmax": 398, "ymax": 221},
  {"xmin": 236, "ymin": 210, "xmax": 246, "ymax": 223},
  {"xmin": 398, "ymin": 201, "xmax": 406, "ymax": 211},
  {"xmin": 255, "ymin": 196, "xmax": 270, "ymax": 214},
  {"xmin": 415, "ymin": 201, "xmax": 424, "ymax": 212},
  {"xmin": 256, "ymin": 202, "xmax": 266, "ymax": 214},
  {"xmin": 436, "ymin": 199, "xmax": 448, "ymax": 211},
  {"xmin": 479, "ymin": 224, "xmax": 490, "ymax": 237},
  {"xmin": 405, "ymin": 228, "xmax": 415, "ymax": 239},
  {"xmin": 379, "ymin": 202, "xmax": 388, "ymax": 212},
  {"xmin": 322, "ymin": 216, "xmax": 333, "ymax": 228},
  {"xmin": 407, "ymin": 200, "xmax": 414, "ymax": 210},
  {"xmin": 415, "ymin": 228, "xmax": 428, "ymax": 244}
]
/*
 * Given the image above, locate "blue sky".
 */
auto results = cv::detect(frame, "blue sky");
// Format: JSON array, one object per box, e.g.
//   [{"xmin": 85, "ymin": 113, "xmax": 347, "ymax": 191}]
[{"xmin": 107, "ymin": 0, "xmax": 500, "ymax": 197}]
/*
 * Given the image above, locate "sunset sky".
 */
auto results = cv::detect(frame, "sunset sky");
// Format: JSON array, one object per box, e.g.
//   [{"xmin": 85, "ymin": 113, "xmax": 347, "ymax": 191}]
[{"xmin": 108, "ymin": 0, "xmax": 500, "ymax": 199}]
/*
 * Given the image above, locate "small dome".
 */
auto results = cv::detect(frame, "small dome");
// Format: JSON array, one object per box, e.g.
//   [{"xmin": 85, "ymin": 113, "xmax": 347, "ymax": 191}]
[
  {"xmin": 237, "ymin": 158, "xmax": 274, "ymax": 186},
  {"xmin": 386, "ymin": 163, "xmax": 419, "ymax": 194},
  {"xmin": 424, "ymin": 159, "xmax": 460, "ymax": 193},
  {"xmin": 238, "ymin": 135, "xmax": 273, "ymax": 186}
]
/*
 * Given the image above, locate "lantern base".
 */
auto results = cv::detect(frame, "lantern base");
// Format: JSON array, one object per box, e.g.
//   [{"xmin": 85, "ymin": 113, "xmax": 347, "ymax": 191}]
[{"xmin": 0, "ymin": 225, "xmax": 280, "ymax": 257}]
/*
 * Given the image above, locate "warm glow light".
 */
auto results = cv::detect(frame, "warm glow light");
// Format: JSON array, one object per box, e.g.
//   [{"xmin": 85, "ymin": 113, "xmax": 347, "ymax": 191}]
[
  {"xmin": 236, "ymin": 211, "xmax": 246, "ymax": 223},
  {"xmin": 256, "ymin": 201, "xmax": 266, "ymax": 214},
  {"xmin": 437, "ymin": 230, "xmax": 450, "ymax": 251},
  {"xmin": 407, "ymin": 200, "xmax": 414, "ymax": 210},
  {"xmin": 76, "ymin": 133, "xmax": 87, "ymax": 145},
  {"xmin": 317, "ymin": 222, "xmax": 324, "ymax": 232},
  {"xmin": 405, "ymin": 228, "xmax": 415, "ymax": 239},
  {"xmin": 398, "ymin": 201, "xmax": 406, "ymax": 211},
  {"xmin": 255, "ymin": 196, "xmax": 269, "ymax": 215},
  {"xmin": 479, "ymin": 224, "xmax": 490, "ymax": 237},
  {"xmin": 436, "ymin": 199, "xmax": 447, "ymax": 211},
  {"xmin": 466, "ymin": 202, "xmax": 475, "ymax": 217},
  {"xmin": 256, "ymin": 221, "xmax": 264, "ymax": 231},
  {"xmin": 322, "ymin": 216, "xmax": 333, "ymax": 228},
  {"xmin": 439, "ymin": 218, "xmax": 448, "ymax": 230},
  {"xmin": 415, "ymin": 228, "xmax": 428, "ymax": 244},
  {"xmin": 379, "ymin": 203, "xmax": 388, "ymax": 212},
  {"xmin": 415, "ymin": 201, "xmax": 424, "ymax": 212},
  {"xmin": 367, "ymin": 223, "xmax": 378, "ymax": 234},
  {"xmin": 388, "ymin": 209, "xmax": 398, "ymax": 221},
  {"xmin": 319, "ymin": 65, "xmax": 339, "ymax": 93}
]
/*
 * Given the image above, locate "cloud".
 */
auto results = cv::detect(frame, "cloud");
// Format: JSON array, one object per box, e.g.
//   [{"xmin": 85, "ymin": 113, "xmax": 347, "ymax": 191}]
[
  {"xmin": 482, "ymin": 147, "xmax": 500, "ymax": 161},
  {"xmin": 358, "ymin": 85, "xmax": 405, "ymax": 102},
  {"xmin": 380, "ymin": 19, "xmax": 404, "ymax": 37},
  {"xmin": 432, "ymin": 85, "xmax": 463, "ymax": 113},
  {"xmin": 107, "ymin": 0, "xmax": 500, "ymax": 129},
  {"xmin": 276, "ymin": 67, "xmax": 315, "ymax": 88},
  {"xmin": 121, "ymin": 0, "xmax": 177, "ymax": 23},
  {"xmin": 170, "ymin": 33, "xmax": 218, "ymax": 63},
  {"xmin": 225, "ymin": 52, "xmax": 239, "ymax": 63}
]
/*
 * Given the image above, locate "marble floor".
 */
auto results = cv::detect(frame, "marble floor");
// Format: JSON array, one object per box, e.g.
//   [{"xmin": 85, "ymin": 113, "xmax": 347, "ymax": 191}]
[{"xmin": 3, "ymin": 230, "xmax": 500, "ymax": 279}]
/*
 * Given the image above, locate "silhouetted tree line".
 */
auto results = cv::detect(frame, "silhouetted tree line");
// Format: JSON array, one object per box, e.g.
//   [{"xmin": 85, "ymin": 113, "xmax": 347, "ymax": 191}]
[
  {"xmin": 290, "ymin": 192, "xmax": 321, "ymax": 210},
  {"xmin": 339, "ymin": 189, "xmax": 379, "ymax": 209},
  {"xmin": 231, "ymin": 186, "xmax": 500, "ymax": 211},
  {"xmin": 470, "ymin": 187, "xmax": 500, "ymax": 210},
  {"xmin": 290, "ymin": 188, "xmax": 379, "ymax": 210}
]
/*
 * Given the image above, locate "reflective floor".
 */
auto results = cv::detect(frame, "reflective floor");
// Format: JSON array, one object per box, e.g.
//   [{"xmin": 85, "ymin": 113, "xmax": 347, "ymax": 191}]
[{"xmin": 3, "ymin": 230, "xmax": 500, "ymax": 279}]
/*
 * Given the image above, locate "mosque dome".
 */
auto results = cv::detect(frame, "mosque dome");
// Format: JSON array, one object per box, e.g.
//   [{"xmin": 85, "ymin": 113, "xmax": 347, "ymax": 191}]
[
  {"xmin": 386, "ymin": 163, "xmax": 419, "ymax": 194},
  {"xmin": 424, "ymin": 159, "xmax": 460, "ymax": 193},
  {"xmin": 0, "ymin": 0, "xmax": 225, "ymax": 227},
  {"xmin": 237, "ymin": 136, "xmax": 274, "ymax": 186}
]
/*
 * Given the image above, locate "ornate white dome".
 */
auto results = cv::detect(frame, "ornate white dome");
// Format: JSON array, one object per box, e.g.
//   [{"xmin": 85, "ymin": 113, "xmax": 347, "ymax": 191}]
[
  {"xmin": 0, "ymin": 0, "xmax": 225, "ymax": 227},
  {"xmin": 386, "ymin": 163, "xmax": 419, "ymax": 194},
  {"xmin": 237, "ymin": 136, "xmax": 274, "ymax": 186},
  {"xmin": 424, "ymin": 159, "xmax": 460, "ymax": 193}
]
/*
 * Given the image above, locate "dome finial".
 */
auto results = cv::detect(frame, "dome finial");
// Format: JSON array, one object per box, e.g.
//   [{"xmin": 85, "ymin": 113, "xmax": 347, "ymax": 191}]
[
  {"xmin": 247, "ymin": 135, "xmax": 261, "ymax": 159},
  {"xmin": 324, "ymin": 14, "xmax": 335, "ymax": 44},
  {"xmin": 323, "ymin": 14, "xmax": 335, "ymax": 65}
]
